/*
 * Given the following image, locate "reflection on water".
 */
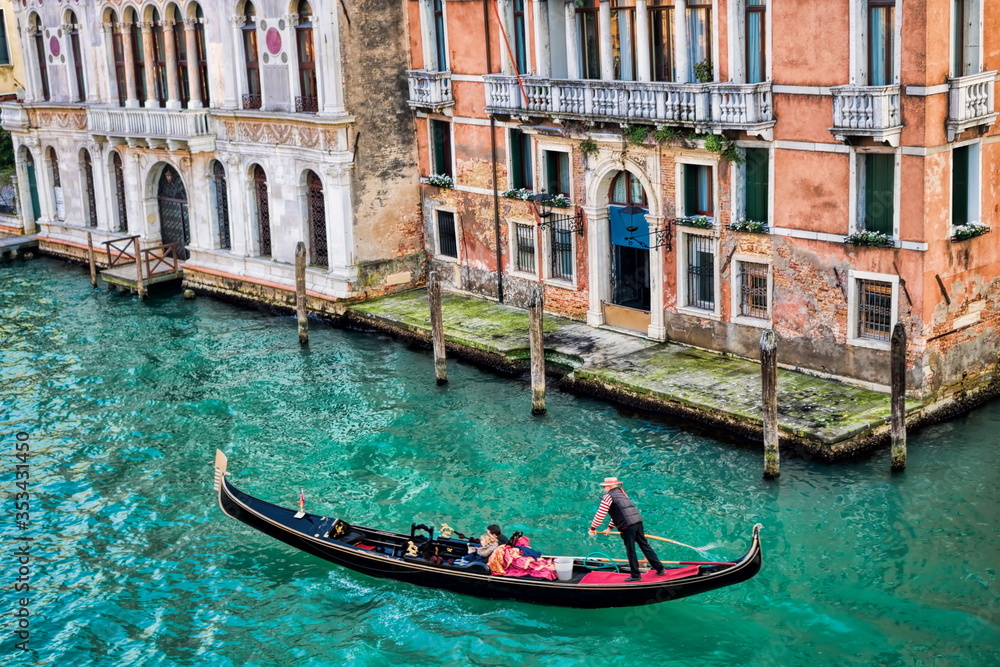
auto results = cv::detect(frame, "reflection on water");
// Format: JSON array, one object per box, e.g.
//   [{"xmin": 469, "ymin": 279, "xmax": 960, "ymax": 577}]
[{"xmin": 2, "ymin": 258, "xmax": 998, "ymax": 666}]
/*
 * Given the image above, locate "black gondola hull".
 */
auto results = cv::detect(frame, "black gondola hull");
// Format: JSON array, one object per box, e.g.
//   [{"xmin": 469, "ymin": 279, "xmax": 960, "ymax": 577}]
[{"xmin": 218, "ymin": 475, "xmax": 762, "ymax": 609}]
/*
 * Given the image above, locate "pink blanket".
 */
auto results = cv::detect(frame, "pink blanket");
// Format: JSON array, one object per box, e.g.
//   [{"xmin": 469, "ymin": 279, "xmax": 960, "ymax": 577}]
[
  {"xmin": 487, "ymin": 545, "xmax": 558, "ymax": 580},
  {"xmin": 578, "ymin": 565, "xmax": 701, "ymax": 585}
]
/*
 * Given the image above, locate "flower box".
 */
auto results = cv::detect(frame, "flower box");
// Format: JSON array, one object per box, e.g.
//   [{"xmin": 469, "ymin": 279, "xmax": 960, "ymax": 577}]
[
  {"xmin": 951, "ymin": 222, "xmax": 990, "ymax": 242},
  {"xmin": 729, "ymin": 220, "xmax": 769, "ymax": 234},
  {"xmin": 676, "ymin": 216, "xmax": 715, "ymax": 230},
  {"xmin": 844, "ymin": 230, "xmax": 894, "ymax": 248},
  {"xmin": 425, "ymin": 174, "xmax": 454, "ymax": 188}
]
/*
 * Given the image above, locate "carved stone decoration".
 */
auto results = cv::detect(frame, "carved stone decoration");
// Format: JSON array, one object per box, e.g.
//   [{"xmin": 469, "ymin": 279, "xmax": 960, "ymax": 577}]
[
  {"xmin": 231, "ymin": 15, "xmax": 247, "ymax": 28},
  {"xmin": 224, "ymin": 153, "xmax": 241, "ymax": 169},
  {"xmin": 297, "ymin": 126, "xmax": 319, "ymax": 148}
]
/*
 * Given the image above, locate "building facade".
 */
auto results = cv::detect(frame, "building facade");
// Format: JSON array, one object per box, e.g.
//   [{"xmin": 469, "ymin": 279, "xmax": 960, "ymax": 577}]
[
  {"xmin": 406, "ymin": 0, "xmax": 998, "ymax": 400},
  {"xmin": 1, "ymin": 0, "xmax": 423, "ymax": 307}
]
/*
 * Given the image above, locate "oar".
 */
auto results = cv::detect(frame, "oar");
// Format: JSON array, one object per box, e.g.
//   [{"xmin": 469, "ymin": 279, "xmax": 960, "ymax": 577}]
[
  {"xmin": 597, "ymin": 529, "xmax": 717, "ymax": 556},
  {"xmin": 560, "ymin": 555, "xmax": 734, "ymax": 566}
]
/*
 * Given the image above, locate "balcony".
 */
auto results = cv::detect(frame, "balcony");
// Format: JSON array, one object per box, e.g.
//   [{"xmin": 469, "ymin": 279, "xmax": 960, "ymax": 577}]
[
  {"xmin": 830, "ymin": 85, "xmax": 902, "ymax": 146},
  {"xmin": 0, "ymin": 103, "xmax": 29, "ymax": 131},
  {"xmin": 87, "ymin": 107, "xmax": 216, "ymax": 153},
  {"xmin": 483, "ymin": 76, "xmax": 774, "ymax": 138},
  {"xmin": 946, "ymin": 71, "xmax": 997, "ymax": 142},
  {"xmin": 406, "ymin": 70, "xmax": 454, "ymax": 112}
]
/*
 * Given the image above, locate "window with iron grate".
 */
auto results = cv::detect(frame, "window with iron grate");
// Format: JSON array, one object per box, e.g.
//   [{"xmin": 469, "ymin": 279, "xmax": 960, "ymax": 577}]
[{"xmin": 857, "ymin": 279, "xmax": 892, "ymax": 341}]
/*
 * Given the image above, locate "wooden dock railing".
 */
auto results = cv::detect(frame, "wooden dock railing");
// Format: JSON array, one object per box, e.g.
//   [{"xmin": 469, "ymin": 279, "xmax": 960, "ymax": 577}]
[
  {"xmin": 102, "ymin": 235, "xmax": 140, "ymax": 267},
  {"xmin": 141, "ymin": 242, "xmax": 180, "ymax": 279}
]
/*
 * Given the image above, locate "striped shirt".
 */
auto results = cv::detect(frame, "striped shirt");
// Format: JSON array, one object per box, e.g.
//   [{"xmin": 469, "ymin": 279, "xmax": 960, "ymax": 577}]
[{"xmin": 590, "ymin": 492, "xmax": 617, "ymax": 530}]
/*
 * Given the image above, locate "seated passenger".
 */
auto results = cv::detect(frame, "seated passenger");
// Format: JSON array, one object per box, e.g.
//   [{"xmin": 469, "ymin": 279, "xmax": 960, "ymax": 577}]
[{"xmin": 455, "ymin": 524, "xmax": 507, "ymax": 566}]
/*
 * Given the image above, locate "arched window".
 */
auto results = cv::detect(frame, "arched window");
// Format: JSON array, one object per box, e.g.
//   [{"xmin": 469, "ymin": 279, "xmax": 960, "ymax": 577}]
[
  {"xmin": 82, "ymin": 150, "xmax": 98, "ymax": 228},
  {"xmin": 306, "ymin": 171, "xmax": 327, "ymax": 267},
  {"xmin": 31, "ymin": 14, "xmax": 50, "ymax": 101},
  {"xmin": 609, "ymin": 171, "xmax": 648, "ymax": 207},
  {"xmin": 253, "ymin": 165, "xmax": 271, "ymax": 257},
  {"xmin": 172, "ymin": 7, "xmax": 190, "ymax": 107},
  {"xmin": 242, "ymin": 2, "xmax": 261, "ymax": 109},
  {"xmin": 68, "ymin": 12, "xmax": 86, "ymax": 101},
  {"xmin": 110, "ymin": 11, "xmax": 127, "ymax": 106},
  {"xmin": 295, "ymin": 1, "xmax": 318, "ymax": 113},
  {"xmin": 47, "ymin": 148, "xmax": 64, "ymax": 221},
  {"xmin": 195, "ymin": 5, "xmax": 210, "ymax": 106},
  {"xmin": 129, "ymin": 10, "xmax": 147, "ymax": 103},
  {"xmin": 151, "ymin": 9, "xmax": 167, "ymax": 106},
  {"xmin": 112, "ymin": 152, "xmax": 128, "ymax": 232},
  {"xmin": 211, "ymin": 161, "xmax": 231, "ymax": 250}
]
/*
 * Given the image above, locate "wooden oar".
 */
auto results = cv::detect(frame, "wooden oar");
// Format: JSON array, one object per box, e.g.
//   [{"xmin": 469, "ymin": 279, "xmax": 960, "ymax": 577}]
[
  {"xmin": 598, "ymin": 529, "xmax": 715, "ymax": 553},
  {"xmin": 560, "ymin": 555, "xmax": 734, "ymax": 566}
]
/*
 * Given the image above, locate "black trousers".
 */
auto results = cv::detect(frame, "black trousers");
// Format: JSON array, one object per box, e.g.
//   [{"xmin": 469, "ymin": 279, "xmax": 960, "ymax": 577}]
[{"xmin": 620, "ymin": 522, "xmax": 663, "ymax": 577}]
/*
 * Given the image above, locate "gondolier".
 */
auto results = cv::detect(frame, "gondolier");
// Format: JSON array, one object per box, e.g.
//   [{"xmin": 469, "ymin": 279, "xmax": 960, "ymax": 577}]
[{"xmin": 589, "ymin": 477, "xmax": 665, "ymax": 582}]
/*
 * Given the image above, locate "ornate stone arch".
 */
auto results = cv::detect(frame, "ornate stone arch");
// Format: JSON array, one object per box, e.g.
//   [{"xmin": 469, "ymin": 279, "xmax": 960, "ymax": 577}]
[{"xmin": 585, "ymin": 155, "xmax": 661, "ymax": 218}]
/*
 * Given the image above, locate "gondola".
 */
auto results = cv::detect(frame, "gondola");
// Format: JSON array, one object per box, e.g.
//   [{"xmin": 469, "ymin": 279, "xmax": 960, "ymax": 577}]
[{"xmin": 214, "ymin": 451, "xmax": 762, "ymax": 608}]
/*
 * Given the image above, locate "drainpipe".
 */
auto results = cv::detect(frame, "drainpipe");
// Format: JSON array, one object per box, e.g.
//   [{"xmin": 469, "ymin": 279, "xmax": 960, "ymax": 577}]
[{"xmin": 484, "ymin": 0, "xmax": 504, "ymax": 303}]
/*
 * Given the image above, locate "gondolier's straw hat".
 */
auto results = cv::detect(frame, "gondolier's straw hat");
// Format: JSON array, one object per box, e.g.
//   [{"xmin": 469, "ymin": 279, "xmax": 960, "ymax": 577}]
[{"xmin": 600, "ymin": 477, "xmax": 622, "ymax": 488}]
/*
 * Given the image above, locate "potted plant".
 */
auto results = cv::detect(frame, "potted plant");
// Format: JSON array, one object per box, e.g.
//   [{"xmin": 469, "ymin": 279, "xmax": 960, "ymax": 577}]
[{"xmin": 844, "ymin": 230, "xmax": 894, "ymax": 247}]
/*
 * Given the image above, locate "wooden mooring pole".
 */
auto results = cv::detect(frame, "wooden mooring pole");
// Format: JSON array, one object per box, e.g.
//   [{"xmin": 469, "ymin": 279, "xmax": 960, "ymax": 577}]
[
  {"xmin": 134, "ymin": 238, "xmax": 146, "ymax": 300},
  {"xmin": 890, "ymin": 322, "xmax": 907, "ymax": 472},
  {"xmin": 528, "ymin": 286, "xmax": 546, "ymax": 415},
  {"xmin": 86, "ymin": 232, "xmax": 97, "ymax": 288},
  {"xmin": 428, "ymin": 271, "xmax": 447, "ymax": 385},
  {"xmin": 295, "ymin": 242, "xmax": 308, "ymax": 345},
  {"xmin": 761, "ymin": 329, "xmax": 779, "ymax": 479}
]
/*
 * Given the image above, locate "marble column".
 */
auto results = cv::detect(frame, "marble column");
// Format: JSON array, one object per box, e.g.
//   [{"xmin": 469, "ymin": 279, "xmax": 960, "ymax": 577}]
[
  {"xmin": 564, "ymin": 1, "xmax": 579, "ymax": 79},
  {"xmin": 184, "ymin": 19, "xmax": 203, "ymax": 109},
  {"xmin": 598, "ymin": 0, "xmax": 613, "ymax": 80},
  {"xmin": 140, "ymin": 22, "xmax": 159, "ymax": 107},
  {"xmin": 635, "ymin": 0, "xmax": 651, "ymax": 81},
  {"xmin": 532, "ymin": 0, "xmax": 550, "ymax": 76},
  {"xmin": 584, "ymin": 204, "xmax": 609, "ymax": 325},
  {"xmin": 120, "ymin": 23, "xmax": 140, "ymax": 107}
]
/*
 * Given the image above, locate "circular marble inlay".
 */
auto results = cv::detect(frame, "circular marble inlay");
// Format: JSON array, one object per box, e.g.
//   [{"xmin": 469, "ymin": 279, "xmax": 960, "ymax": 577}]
[
  {"xmin": 50, "ymin": 37, "xmax": 60, "ymax": 58},
  {"xmin": 280, "ymin": 53, "xmax": 288, "ymax": 64},
  {"xmin": 262, "ymin": 52, "xmax": 269, "ymax": 64},
  {"xmin": 266, "ymin": 27, "xmax": 281, "ymax": 55}
]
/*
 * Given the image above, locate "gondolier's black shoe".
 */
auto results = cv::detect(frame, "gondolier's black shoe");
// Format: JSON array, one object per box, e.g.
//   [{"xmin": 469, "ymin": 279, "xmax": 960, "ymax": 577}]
[
  {"xmin": 655, "ymin": 569, "xmax": 666, "ymax": 576},
  {"xmin": 624, "ymin": 576, "xmax": 642, "ymax": 582}
]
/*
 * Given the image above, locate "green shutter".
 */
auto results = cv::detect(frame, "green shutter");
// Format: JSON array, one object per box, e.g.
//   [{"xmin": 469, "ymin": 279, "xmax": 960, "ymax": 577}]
[
  {"xmin": 684, "ymin": 164, "xmax": 699, "ymax": 216},
  {"xmin": 745, "ymin": 148, "xmax": 768, "ymax": 223},
  {"xmin": 510, "ymin": 130, "xmax": 524, "ymax": 190},
  {"xmin": 432, "ymin": 121, "xmax": 445, "ymax": 176},
  {"xmin": 864, "ymin": 154, "xmax": 894, "ymax": 234},
  {"xmin": 952, "ymin": 146, "xmax": 969, "ymax": 225}
]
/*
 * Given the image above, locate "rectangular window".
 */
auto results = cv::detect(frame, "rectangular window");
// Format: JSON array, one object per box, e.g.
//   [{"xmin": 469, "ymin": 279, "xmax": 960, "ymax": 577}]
[
  {"xmin": 953, "ymin": 145, "xmax": 970, "ymax": 225},
  {"xmin": 745, "ymin": 0, "xmax": 766, "ymax": 83},
  {"xmin": 686, "ymin": 4, "xmax": 712, "ymax": 81},
  {"xmin": 863, "ymin": 153, "xmax": 894, "ymax": 234},
  {"xmin": 436, "ymin": 210, "xmax": 458, "ymax": 258},
  {"xmin": 513, "ymin": 0, "xmax": 528, "ymax": 74},
  {"xmin": 433, "ymin": 0, "xmax": 448, "ymax": 71},
  {"xmin": 549, "ymin": 218, "xmax": 574, "ymax": 281},
  {"xmin": 509, "ymin": 129, "xmax": 533, "ymax": 190},
  {"xmin": 514, "ymin": 223, "xmax": 536, "ymax": 274},
  {"xmin": 952, "ymin": 0, "xmax": 966, "ymax": 76},
  {"xmin": 868, "ymin": 0, "xmax": 894, "ymax": 85},
  {"xmin": 648, "ymin": 2, "xmax": 674, "ymax": 82},
  {"xmin": 686, "ymin": 234, "xmax": 715, "ymax": 310},
  {"xmin": 744, "ymin": 148, "xmax": 768, "ymax": 223},
  {"xmin": 544, "ymin": 150, "xmax": 570, "ymax": 197},
  {"xmin": 684, "ymin": 164, "xmax": 713, "ymax": 217},
  {"xmin": 857, "ymin": 279, "xmax": 892, "ymax": 341},
  {"xmin": 0, "ymin": 11, "xmax": 11, "ymax": 66},
  {"xmin": 431, "ymin": 120, "xmax": 452, "ymax": 178},
  {"xmin": 576, "ymin": 1, "xmax": 601, "ymax": 79},
  {"xmin": 611, "ymin": 0, "xmax": 637, "ymax": 81},
  {"xmin": 739, "ymin": 261, "xmax": 769, "ymax": 319}
]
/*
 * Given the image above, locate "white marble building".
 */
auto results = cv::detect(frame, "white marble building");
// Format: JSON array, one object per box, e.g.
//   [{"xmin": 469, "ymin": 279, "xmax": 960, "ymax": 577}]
[{"xmin": 2, "ymin": 0, "xmax": 423, "ymax": 304}]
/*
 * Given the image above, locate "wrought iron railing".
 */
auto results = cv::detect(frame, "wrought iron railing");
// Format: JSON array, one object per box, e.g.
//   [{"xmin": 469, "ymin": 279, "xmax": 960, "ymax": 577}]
[
  {"xmin": 242, "ymin": 93, "xmax": 262, "ymax": 110},
  {"xmin": 295, "ymin": 96, "xmax": 319, "ymax": 114}
]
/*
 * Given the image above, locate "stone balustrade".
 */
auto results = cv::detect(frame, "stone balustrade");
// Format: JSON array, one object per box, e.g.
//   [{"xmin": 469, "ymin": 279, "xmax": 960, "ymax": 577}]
[
  {"xmin": 87, "ymin": 107, "xmax": 215, "ymax": 153},
  {"xmin": 830, "ymin": 85, "xmax": 902, "ymax": 146},
  {"xmin": 406, "ymin": 70, "xmax": 454, "ymax": 112},
  {"xmin": 484, "ymin": 76, "xmax": 774, "ymax": 138},
  {"xmin": 947, "ymin": 71, "xmax": 998, "ymax": 141}
]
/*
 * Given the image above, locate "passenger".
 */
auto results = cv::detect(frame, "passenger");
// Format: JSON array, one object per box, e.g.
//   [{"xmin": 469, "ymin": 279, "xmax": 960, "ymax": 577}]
[{"xmin": 456, "ymin": 524, "xmax": 507, "ymax": 565}]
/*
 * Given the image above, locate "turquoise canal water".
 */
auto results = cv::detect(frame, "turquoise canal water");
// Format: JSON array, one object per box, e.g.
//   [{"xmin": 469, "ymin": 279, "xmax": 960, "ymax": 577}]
[{"xmin": 2, "ymin": 258, "xmax": 998, "ymax": 666}]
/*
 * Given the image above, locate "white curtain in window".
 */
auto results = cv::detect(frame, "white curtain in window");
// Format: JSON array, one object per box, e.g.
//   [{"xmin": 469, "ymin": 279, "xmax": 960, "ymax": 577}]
[
  {"xmin": 869, "ymin": 7, "xmax": 890, "ymax": 85},
  {"xmin": 686, "ymin": 8, "xmax": 710, "ymax": 81},
  {"xmin": 746, "ymin": 4, "xmax": 764, "ymax": 83},
  {"xmin": 697, "ymin": 166, "xmax": 710, "ymax": 213}
]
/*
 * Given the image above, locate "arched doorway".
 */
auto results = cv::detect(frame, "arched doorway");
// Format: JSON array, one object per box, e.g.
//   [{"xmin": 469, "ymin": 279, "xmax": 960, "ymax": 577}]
[
  {"xmin": 305, "ymin": 170, "xmax": 327, "ymax": 267},
  {"xmin": 157, "ymin": 165, "xmax": 190, "ymax": 259},
  {"xmin": 605, "ymin": 171, "xmax": 650, "ymax": 331},
  {"xmin": 23, "ymin": 149, "xmax": 41, "ymax": 223}
]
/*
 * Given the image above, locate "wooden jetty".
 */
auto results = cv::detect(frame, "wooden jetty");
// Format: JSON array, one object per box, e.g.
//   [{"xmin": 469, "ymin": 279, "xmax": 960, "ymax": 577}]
[
  {"xmin": 98, "ymin": 235, "xmax": 182, "ymax": 297},
  {"xmin": 0, "ymin": 234, "xmax": 38, "ymax": 259}
]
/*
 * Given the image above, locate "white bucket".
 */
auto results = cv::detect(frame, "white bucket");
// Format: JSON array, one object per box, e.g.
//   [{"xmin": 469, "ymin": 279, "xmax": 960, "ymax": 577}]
[{"xmin": 554, "ymin": 557, "xmax": 574, "ymax": 581}]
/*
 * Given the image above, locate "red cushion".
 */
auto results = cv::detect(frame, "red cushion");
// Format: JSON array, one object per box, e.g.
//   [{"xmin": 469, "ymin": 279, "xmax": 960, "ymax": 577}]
[{"xmin": 578, "ymin": 565, "xmax": 700, "ymax": 585}]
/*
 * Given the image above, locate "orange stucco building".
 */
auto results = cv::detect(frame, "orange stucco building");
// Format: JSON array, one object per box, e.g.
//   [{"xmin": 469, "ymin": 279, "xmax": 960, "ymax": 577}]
[{"xmin": 404, "ymin": 0, "xmax": 998, "ymax": 402}]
